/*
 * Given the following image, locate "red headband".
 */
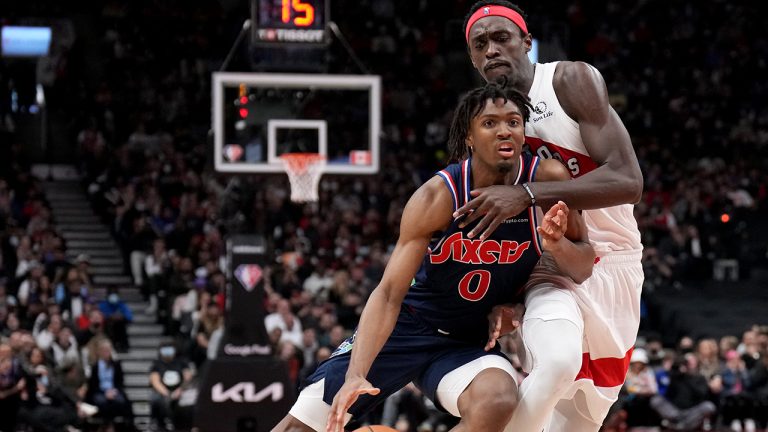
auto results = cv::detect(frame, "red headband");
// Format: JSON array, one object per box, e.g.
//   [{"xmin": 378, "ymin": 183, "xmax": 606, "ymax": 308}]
[{"xmin": 465, "ymin": 5, "xmax": 528, "ymax": 42}]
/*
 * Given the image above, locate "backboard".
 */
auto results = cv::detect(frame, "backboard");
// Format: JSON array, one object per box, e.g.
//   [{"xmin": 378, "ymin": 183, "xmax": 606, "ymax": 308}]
[{"xmin": 213, "ymin": 72, "xmax": 381, "ymax": 175}]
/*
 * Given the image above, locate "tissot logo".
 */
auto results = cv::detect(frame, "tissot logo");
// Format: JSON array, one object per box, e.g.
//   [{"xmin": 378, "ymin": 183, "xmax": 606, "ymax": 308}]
[
  {"xmin": 533, "ymin": 101, "xmax": 547, "ymax": 115},
  {"xmin": 211, "ymin": 382, "xmax": 284, "ymax": 403}
]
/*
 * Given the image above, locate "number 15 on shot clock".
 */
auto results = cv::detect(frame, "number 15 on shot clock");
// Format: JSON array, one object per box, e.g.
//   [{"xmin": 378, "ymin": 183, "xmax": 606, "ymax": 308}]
[{"xmin": 253, "ymin": 0, "xmax": 330, "ymax": 45}]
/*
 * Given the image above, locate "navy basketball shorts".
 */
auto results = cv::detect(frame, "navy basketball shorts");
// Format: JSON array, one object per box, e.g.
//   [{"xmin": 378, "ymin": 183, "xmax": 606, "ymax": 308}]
[{"xmin": 302, "ymin": 306, "xmax": 510, "ymax": 418}]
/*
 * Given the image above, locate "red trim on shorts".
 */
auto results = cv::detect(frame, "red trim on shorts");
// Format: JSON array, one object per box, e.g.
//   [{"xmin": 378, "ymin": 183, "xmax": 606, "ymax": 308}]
[{"xmin": 575, "ymin": 347, "xmax": 633, "ymax": 388}]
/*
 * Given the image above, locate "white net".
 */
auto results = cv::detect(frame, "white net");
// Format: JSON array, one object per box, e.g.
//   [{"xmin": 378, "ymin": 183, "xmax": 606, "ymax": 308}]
[{"xmin": 280, "ymin": 153, "xmax": 326, "ymax": 203}]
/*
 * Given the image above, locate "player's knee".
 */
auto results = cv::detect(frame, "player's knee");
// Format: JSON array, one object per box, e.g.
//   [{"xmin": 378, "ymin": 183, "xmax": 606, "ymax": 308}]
[
  {"xmin": 484, "ymin": 386, "xmax": 519, "ymax": 415},
  {"xmin": 540, "ymin": 347, "xmax": 581, "ymax": 385},
  {"xmin": 548, "ymin": 355, "xmax": 581, "ymax": 383},
  {"xmin": 464, "ymin": 370, "xmax": 518, "ymax": 420}
]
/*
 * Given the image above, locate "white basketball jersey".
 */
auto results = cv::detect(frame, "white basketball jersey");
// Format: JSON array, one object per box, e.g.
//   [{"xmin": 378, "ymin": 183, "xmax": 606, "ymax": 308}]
[{"xmin": 526, "ymin": 62, "xmax": 642, "ymax": 254}]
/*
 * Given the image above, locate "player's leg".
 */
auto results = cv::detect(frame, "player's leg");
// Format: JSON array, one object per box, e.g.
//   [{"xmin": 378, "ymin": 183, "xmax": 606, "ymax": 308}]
[
  {"xmin": 275, "ymin": 309, "xmax": 438, "ymax": 431},
  {"xmin": 547, "ymin": 252, "xmax": 644, "ymax": 431},
  {"xmin": 453, "ymin": 366, "xmax": 518, "ymax": 431},
  {"xmin": 503, "ymin": 284, "xmax": 584, "ymax": 432},
  {"xmin": 546, "ymin": 392, "xmax": 602, "ymax": 432},
  {"xmin": 421, "ymin": 352, "xmax": 519, "ymax": 432},
  {"xmin": 272, "ymin": 379, "xmax": 340, "ymax": 432},
  {"xmin": 272, "ymin": 414, "xmax": 315, "ymax": 432}
]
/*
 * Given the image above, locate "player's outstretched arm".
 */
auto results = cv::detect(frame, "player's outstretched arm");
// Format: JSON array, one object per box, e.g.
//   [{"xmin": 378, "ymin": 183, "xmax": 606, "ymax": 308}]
[
  {"xmin": 535, "ymin": 159, "xmax": 595, "ymax": 284},
  {"xmin": 454, "ymin": 61, "xmax": 642, "ymax": 240},
  {"xmin": 326, "ymin": 177, "xmax": 453, "ymax": 432}
]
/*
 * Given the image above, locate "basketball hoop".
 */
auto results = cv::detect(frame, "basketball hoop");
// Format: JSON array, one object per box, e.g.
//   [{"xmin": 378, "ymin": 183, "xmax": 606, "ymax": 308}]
[{"xmin": 280, "ymin": 153, "xmax": 326, "ymax": 203}]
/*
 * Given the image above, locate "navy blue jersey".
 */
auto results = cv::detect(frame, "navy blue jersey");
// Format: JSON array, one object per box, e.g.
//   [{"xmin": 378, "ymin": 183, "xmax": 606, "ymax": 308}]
[{"xmin": 402, "ymin": 154, "xmax": 542, "ymax": 342}]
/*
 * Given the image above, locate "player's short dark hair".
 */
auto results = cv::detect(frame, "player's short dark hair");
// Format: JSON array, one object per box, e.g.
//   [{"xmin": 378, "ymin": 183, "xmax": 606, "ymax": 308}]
[
  {"xmin": 447, "ymin": 76, "xmax": 532, "ymax": 162},
  {"xmin": 463, "ymin": 1, "xmax": 529, "ymax": 38}
]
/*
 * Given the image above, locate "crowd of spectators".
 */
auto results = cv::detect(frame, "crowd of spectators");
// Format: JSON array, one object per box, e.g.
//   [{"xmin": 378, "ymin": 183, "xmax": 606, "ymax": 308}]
[
  {"xmin": 0, "ymin": 158, "xmax": 134, "ymax": 430},
  {"xmin": 2, "ymin": 0, "xmax": 767, "ymax": 431},
  {"xmin": 617, "ymin": 327, "xmax": 768, "ymax": 431}
]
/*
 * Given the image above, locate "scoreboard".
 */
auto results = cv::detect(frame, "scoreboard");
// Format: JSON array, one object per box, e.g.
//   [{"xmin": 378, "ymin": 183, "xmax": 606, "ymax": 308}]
[{"xmin": 252, "ymin": 0, "xmax": 329, "ymax": 45}]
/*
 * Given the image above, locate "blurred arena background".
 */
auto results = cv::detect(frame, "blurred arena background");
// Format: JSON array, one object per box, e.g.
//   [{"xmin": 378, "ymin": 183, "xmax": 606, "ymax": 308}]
[{"xmin": 0, "ymin": 0, "xmax": 767, "ymax": 431}]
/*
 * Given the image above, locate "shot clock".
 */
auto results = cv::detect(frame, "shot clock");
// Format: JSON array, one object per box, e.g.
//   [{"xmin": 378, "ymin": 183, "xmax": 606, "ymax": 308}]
[{"xmin": 252, "ymin": 0, "xmax": 329, "ymax": 45}]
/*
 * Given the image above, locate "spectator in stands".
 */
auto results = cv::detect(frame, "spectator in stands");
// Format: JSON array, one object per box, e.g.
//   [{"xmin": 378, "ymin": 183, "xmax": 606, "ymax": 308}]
[
  {"xmin": 627, "ymin": 348, "xmax": 659, "ymax": 392},
  {"xmin": 649, "ymin": 354, "xmax": 716, "ymax": 431},
  {"xmin": 655, "ymin": 349, "xmax": 678, "ymax": 397},
  {"xmin": 33, "ymin": 313, "xmax": 63, "ymax": 351},
  {"xmin": 48, "ymin": 326, "xmax": 82, "ymax": 387},
  {"xmin": 149, "ymin": 342, "xmax": 193, "ymax": 431},
  {"xmin": 300, "ymin": 327, "xmax": 319, "ymax": 367},
  {"xmin": 18, "ymin": 346, "xmax": 80, "ymax": 432},
  {"xmin": 98, "ymin": 288, "xmax": 133, "ymax": 352},
  {"xmin": 77, "ymin": 309, "xmax": 111, "ymax": 376},
  {"xmin": 44, "ymin": 248, "xmax": 71, "ymax": 284},
  {"xmin": 278, "ymin": 340, "xmax": 304, "ymax": 387},
  {"xmin": 73, "ymin": 254, "xmax": 94, "ymax": 288},
  {"xmin": 748, "ymin": 351, "xmax": 768, "ymax": 429},
  {"xmin": 86, "ymin": 339, "xmax": 132, "ymax": 425},
  {"xmin": 0, "ymin": 283, "xmax": 15, "ymax": 316},
  {"xmin": 300, "ymin": 345, "xmax": 331, "ymax": 383},
  {"xmin": 721, "ymin": 335, "xmax": 740, "ymax": 356},
  {"xmin": 17, "ymin": 260, "xmax": 49, "ymax": 308},
  {"xmin": 739, "ymin": 328, "xmax": 762, "ymax": 369},
  {"xmin": 1, "ymin": 310, "xmax": 21, "ymax": 338},
  {"xmin": 696, "ymin": 337, "xmax": 721, "ymax": 381},
  {"xmin": 0, "ymin": 343, "xmax": 26, "ymax": 432},
  {"xmin": 302, "ymin": 259, "xmax": 333, "ymax": 299},
  {"xmin": 719, "ymin": 349, "xmax": 756, "ymax": 432},
  {"xmin": 264, "ymin": 298, "xmax": 303, "ymax": 349},
  {"xmin": 190, "ymin": 301, "xmax": 222, "ymax": 367},
  {"xmin": 56, "ymin": 267, "xmax": 91, "ymax": 323},
  {"xmin": 14, "ymin": 236, "xmax": 37, "ymax": 279},
  {"xmin": 144, "ymin": 238, "xmax": 170, "ymax": 315},
  {"xmin": 127, "ymin": 214, "xmax": 158, "ymax": 290}
]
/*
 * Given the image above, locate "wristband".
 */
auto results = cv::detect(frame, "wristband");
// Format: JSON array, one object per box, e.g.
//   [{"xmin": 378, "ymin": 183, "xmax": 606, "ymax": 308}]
[{"xmin": 521, "ymin": 183, "xmax": 536, "ymax": 206}]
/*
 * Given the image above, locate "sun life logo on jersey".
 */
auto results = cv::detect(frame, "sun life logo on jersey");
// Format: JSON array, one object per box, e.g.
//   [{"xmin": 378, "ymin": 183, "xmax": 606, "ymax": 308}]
[{"xmin": 532, "ymin": 101, "xmax": 553, "ymax": 123}]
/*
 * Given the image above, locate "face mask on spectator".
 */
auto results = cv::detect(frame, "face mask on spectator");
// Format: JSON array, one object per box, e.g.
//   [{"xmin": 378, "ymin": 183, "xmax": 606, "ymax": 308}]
[
  {"xmin": 160, "ymin": 346, "xmax": 176, "ymax": 358},
  {"xmin": 108, "ymin": 294, "xmax": 119, "ymax": 304}
]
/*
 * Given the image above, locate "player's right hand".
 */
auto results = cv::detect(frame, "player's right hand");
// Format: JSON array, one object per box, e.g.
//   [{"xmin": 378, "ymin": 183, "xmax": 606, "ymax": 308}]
[
  {"xmin": 485, "ymin": 303, "xmax": 525, "ymax": 351},
  {"xmin": 326, "ymin": 376, "xmax": 380, "ymax": 432},
  {"xmin": 537, "ymin": 201, "xmax": 569, "ymax": 251}
]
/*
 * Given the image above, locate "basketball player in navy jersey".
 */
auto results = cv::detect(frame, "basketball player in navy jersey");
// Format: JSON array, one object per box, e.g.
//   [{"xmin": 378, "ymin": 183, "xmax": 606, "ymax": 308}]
[
  {"xmin": 272, "ymin": 81, "xmax": 595, "ymax": 432},
  {"xmin": 459, "ymin": 2, "xmax": 645, "ymax": 431}
]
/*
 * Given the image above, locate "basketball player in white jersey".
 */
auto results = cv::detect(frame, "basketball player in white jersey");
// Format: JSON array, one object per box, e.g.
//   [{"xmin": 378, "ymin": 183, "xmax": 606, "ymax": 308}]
[{"xmin": 457, "ymin": 2, "xmax": 645, "ymax": 431}]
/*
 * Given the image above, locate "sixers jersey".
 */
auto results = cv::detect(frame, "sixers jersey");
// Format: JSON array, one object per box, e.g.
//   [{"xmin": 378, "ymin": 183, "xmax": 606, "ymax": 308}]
[
  {"xmin": 526, "ymin": 62, "xmax": 642, "ymax": 254},
  {"xmin": 402, "ymin": 154, "xmax": 542, "ymax": 342}
]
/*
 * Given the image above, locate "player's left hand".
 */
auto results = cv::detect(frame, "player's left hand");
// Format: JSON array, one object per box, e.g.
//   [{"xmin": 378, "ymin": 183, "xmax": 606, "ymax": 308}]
[
  {"xmin": 537, "ymin": 201, "xmax": 569, "ymax": 251},
  {"xmin": 453, "ymin": 185, "xmax": 530, "ymax": 240},
  {"xmin": 485, "ymin": 303, "xmax": 525, "ymax": 351},
  {"xmin": 326, "ymin": 376, "xmax": 380, "ymax": 432}
]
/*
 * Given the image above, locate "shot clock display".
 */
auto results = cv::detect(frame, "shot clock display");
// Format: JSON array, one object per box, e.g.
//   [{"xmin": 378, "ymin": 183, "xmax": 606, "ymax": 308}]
[{"xmin": 252, "ymin": 0, "xmax": 329, "ymax": 45}]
